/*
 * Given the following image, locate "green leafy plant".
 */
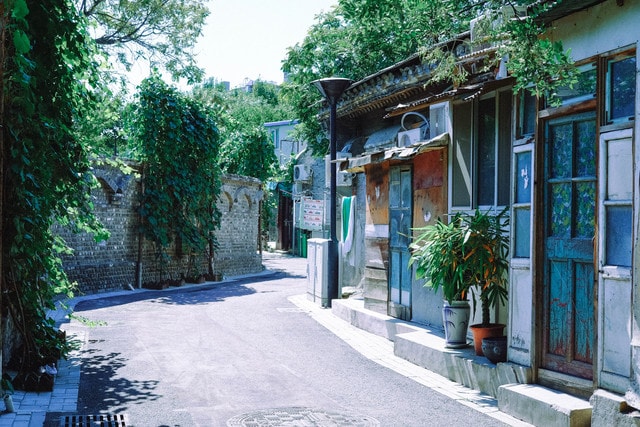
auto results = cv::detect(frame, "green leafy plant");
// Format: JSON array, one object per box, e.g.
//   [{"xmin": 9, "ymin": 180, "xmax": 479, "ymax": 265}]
[
  {"xmin": 130, "ymin": 74, "xmax": 222, "ymax": 280},
  {"xmin": 410, "ymin": 208, "xmax": 510, "ymax": 326},
  {"xmin": 2, "ymin": 0, "xmax": 109, "ymax": 373}
]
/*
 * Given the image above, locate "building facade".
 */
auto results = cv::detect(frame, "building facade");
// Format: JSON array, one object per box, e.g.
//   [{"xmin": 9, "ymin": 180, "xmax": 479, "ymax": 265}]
[{"xmin": 325, "ymin": 0, "xmax": 640, "ymax": 423}]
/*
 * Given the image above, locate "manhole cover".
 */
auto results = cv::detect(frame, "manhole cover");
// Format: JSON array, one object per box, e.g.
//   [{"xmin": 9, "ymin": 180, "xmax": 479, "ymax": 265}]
[
  {"xmin": 227, "ymin": 407, "xmax": 380, "ymax": 426},
  {"xmin": 61, "ymin": 414, "xmax": 128, "ymax": 427}
]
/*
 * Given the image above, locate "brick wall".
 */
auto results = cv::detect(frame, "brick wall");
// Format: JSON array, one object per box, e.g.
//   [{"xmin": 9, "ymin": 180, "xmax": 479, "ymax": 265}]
[{"xmin": 56, "ymin": 164, "xmax": 263, "ymax": 294}]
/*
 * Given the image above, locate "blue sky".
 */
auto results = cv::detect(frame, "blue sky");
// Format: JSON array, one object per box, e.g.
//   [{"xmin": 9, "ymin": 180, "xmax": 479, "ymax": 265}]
[{"xmin": 195, "ymin": 0, "xmax": 337, "ymax": 88}]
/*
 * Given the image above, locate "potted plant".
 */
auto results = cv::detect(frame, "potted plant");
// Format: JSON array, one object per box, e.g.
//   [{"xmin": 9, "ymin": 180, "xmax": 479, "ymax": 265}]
[
  {"xmin": 409, "ymin": 213, "xmax": 474, "ymax": 348},
  {"xmin": 462, "ymin": 208, "xmax": 510, "ymax": 356},
  {"xmin": 409, "ymin": 207, "xmax": 510, "ymax": 354}
]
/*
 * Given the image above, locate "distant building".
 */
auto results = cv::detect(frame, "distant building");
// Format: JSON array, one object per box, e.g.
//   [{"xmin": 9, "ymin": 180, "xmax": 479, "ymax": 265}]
[{"xmin": 264, "ymin": 119, "xmax": 304, "ymax": 166}]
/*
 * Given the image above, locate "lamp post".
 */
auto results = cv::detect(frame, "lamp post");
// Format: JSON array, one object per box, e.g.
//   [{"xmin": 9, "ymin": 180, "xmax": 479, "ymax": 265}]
[{"xmin": 312, "ymin": 77, "xmax": 352, "ymax": 308}]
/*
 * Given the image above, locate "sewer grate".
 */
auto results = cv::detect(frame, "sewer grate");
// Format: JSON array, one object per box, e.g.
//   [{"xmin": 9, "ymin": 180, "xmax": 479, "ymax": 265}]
[
  {"xmin": 61, "ymin": 414, "xmax": 129, "ymax": 427},
  {"xmin": 227, "ymin": 407, "xmax": 380, "ymax": 426}
]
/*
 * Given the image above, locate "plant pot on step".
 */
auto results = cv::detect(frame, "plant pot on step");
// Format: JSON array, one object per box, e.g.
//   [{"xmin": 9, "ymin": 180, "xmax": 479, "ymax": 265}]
[
  {"xmin": 470, "ymin": 323, "xmax": 505, "ymax": 356},
  {"xmin": 443, "ymin": 300, "xmax": 470, "ymax": 348},
  {"xmin": 482, "ymin": 335, "xmax": 507, "ymax": 363}
]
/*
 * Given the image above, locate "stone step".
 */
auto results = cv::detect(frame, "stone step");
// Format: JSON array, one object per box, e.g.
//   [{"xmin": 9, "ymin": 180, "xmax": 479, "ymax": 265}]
[
  {"xmin": 394, "ymin": 329, "xmax": 530, "ymax": 398},
  {"xmin": 498, "ymin": 383, "xmax": 592, "ymax": 427}
]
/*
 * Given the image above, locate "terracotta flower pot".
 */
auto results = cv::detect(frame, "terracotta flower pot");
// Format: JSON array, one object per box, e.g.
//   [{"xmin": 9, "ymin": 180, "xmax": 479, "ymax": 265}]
[{"xmin": 469, "ymin": 323, "xmax": 505, "ymax": 356}]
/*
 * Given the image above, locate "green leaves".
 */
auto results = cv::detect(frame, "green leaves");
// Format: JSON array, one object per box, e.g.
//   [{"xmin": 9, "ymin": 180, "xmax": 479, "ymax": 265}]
[
  {"xmin": 3, "ymin": 0, "xmax": 107, "ymax": 372},
  {"xmin": 131, "ymin": 75, "xmax": 222, "ymax": 267}
]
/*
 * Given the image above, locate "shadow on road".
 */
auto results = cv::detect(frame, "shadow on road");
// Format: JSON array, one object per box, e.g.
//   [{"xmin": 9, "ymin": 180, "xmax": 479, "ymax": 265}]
[
  {"xmin": 72, "ymin": 273, "xmax": 293, "ymax": 312},
  {"xmin": 78, "ymin": 346, "xmax": 160, "ymax": 413}
]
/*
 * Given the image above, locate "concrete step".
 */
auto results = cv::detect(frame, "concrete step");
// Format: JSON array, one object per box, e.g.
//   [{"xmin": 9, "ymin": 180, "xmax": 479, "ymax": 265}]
[
  {"xmin": 394, "ymin": 329, "xmax": 530, "ymax": 398},
  {"xmin": 498, "ymin": 383, "xmax": 592, "ymax": 427}
]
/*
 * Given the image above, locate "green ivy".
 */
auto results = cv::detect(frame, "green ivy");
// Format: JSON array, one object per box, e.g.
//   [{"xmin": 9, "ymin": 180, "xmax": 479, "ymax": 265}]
[
  {"xmin": 131, "ymin": 75, "xmax": 222, "ymax": 278},
  {"xmin": 2, "ymin": 0, "xmax": 108, "ymax": 373}
]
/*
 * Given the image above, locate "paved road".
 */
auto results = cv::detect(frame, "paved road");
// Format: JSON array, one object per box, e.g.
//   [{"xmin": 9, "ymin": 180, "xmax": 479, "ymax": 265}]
[{"xmin": 62, "ymin": 254, "xmax": 512, "ymax": 426}]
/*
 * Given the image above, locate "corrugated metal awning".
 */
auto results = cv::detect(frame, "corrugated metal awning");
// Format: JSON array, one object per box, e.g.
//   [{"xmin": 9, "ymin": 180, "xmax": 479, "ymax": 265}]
[{"xmin": 342, "ymin": 132, "xmax": 449, "ymax": 173}]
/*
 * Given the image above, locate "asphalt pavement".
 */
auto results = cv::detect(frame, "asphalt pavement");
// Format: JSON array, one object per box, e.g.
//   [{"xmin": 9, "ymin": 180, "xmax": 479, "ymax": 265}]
[{"xmin": 1, "ymin": 252, "xmax": 529, "ymax": 426}]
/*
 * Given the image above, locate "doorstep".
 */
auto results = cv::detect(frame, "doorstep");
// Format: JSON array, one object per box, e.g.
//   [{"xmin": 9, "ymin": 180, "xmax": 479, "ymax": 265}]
[{"xmin": 331, "ymin": 298, "xmax": 593, "ymax": 427}]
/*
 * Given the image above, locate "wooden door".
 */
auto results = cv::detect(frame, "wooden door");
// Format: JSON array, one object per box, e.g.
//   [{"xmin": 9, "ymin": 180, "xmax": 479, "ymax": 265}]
[
  {"xmin": 389, "ymin": 165, "xmax": 412, "ymax": 320},
  {"xmin": 542, "ymin": 112, "xmax": 597, "ymax": 380}
]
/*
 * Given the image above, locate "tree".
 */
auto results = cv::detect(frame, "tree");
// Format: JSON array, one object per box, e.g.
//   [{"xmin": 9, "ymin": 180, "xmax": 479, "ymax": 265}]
[
  {"xmin": 78, "ymin": 0, "xmax": 209, "ymax": 82},
  {"xmin": 131, "ymin": 75, "xmax": 222, "ymax": 279},
  {"xmin": 282, "ymin": 0, "xmax": 577, "ymax": 155},
  {"xmin": 1, "ymin": 0, "xmax": 108, "ymax": 376},
  {"xmin": 191, "ymin": 79, "xmax": 291, "ymax": 182}
]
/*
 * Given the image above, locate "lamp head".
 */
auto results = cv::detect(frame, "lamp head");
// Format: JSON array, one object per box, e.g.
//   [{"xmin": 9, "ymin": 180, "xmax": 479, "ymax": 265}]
[{"xmin": 312, "ymin": 77, "xmax": 353, "ymax": 105}]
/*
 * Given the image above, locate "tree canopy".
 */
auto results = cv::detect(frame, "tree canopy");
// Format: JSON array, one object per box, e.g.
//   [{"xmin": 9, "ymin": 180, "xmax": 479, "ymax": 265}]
[
  {"xmin": 78, "ymin": 0, "xmax": 209, "ymax": 82},
  {"xmin": 282, "ymin": 0, "xmax": 576, "ymax": 155},
  {"xmin": 191, "ymin": 79, "xmax": 293, "ymax": 182}
]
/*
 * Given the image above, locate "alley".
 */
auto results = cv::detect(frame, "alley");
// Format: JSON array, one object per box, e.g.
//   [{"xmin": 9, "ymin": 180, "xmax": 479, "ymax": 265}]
[{"xmin": 50, "ymin": 253, "xmax": 522, "ymax": 426}]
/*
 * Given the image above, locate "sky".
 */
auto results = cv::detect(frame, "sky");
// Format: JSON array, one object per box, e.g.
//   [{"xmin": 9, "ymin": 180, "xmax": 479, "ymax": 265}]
[{"xmin": 193, "ymin": 0, "xmax": 338, "ymax": 88}]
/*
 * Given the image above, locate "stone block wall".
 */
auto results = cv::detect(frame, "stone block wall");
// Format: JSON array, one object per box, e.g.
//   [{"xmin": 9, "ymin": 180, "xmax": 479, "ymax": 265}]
[{"xmin": 56, "ymin": 164, "xmax": 263, "ymax": 294}]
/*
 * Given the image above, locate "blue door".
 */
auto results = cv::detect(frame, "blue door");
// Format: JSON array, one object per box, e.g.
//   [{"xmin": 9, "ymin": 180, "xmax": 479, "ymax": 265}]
[
  {"xmin": 542, "ymin": 112, "xmax": 596, "ymax": 380},
  {"xmin": 389, "ymin": 165, "xmax": 412, "ymax": 320}
]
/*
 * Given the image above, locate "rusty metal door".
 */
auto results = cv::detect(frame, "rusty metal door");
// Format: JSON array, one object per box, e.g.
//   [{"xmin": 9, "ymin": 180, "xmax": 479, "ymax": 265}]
[
  {"xmin": 389, "ymin": 165, "xmax": 412, "ymax": 320},
  {"xmin": 542, "ymin": 112, "xmax": 597, "ymax": 380}
]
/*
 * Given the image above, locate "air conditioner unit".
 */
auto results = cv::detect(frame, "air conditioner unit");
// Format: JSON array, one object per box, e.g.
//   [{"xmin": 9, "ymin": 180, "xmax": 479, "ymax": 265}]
[
  {"xmin": 336, "ymin": 172, "xmax": 353, "ymax": 187},
  {"xmin": 294, "ymin": 164, "xmax": 311, "ymax": 182},
  {"xmin": 397, "ymin": 128, "xmax": 423, "ymax": 147}
]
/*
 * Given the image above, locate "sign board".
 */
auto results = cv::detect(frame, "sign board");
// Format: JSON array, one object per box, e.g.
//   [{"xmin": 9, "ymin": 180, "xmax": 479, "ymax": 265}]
[{"xmin": 300, "ymin": 198, "xmax": 324, "ymax": 231}]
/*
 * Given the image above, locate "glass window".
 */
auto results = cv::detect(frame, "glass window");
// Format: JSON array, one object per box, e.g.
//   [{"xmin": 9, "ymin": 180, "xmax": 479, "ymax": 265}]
[
  {"xmin": 452, "ymin": 92, "xmax": 511, "ymax": 210},
  {"xmin": 514, "ymin": 207, "xmax": 531, "ymax": 258},
  {"xmin": 452, "ymin": 101, "xmax": 473, "ymax": 208},
  {"xmin": 607, "ymin": 56, "xmax": 636, "ymax": 123},
  {"xmin": 478, "ymin": 98, "xmax": 496, "ymax": 206},
  {"xmin": 552, "ymin": 63, "xmax": 596, "ymax": 106},
  {"xmin": 520, "ymin": 90, "xmax": 537, "ymax": 137},
  {"xmin": 606, "ymin": 205, "xmax": 632, "ymax": 267}
]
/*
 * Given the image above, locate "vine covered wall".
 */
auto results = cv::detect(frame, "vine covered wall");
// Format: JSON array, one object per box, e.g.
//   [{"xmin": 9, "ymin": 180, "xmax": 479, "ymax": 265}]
[{"xmin": 55, "ymin": 164, "xmax": 264, "ymax": 295}]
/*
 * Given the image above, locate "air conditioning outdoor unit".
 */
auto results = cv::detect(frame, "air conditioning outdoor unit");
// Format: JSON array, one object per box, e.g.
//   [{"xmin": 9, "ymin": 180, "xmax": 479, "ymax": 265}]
[
  {"xmin": 397, "ymin": 128, "xmax": 423, "ymax": 147},
  {"xmin": 294, "ymin": 164, "xmax": 311, "ymax": 182}
]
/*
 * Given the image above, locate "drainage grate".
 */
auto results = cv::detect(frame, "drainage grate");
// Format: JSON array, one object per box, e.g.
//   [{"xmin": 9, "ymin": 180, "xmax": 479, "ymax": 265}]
[{"xmin": 61, "ymin": 414, "xmax": 128, "ymax": 427}]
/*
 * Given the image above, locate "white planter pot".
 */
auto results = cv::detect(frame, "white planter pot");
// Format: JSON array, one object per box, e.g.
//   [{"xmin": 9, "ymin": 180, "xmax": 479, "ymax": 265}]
[{"xmin": 442, "ymin": 300, "xmax": 470, "ymax": 348}]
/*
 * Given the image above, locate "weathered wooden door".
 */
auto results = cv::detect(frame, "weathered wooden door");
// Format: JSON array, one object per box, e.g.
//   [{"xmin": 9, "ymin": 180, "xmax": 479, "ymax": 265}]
[
  {"xmin": 542, "ymin": 112, "xmax": 597, "ymax": 380},
  {"xmin": 389, "ymin": 165, "xmax": 412, "ymax": 320}
]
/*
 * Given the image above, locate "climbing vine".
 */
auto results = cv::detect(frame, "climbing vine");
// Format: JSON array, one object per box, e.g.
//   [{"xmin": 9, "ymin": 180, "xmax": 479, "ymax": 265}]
[
  {"xmin": 1, "ymin": 0, "xmax": 108, "ymax": 375},
  {"xmin": 131, "ymin": 75, "xmax": 222, "ymax": 280}
]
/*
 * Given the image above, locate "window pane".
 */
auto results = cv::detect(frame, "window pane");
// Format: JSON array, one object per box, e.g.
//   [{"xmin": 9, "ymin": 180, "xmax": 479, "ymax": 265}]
[
  {"xmin": 521, "ymin": 90, "xmax": 536, "ymax": 136},
  {"xmin": 516, "ymin": 151, "xmax": 532, "ymax": 204},
  {"xmin": 550, "ymin": 183, "xmax": 571, "ymax": 237},
  {"xmin": 514, "ymin": 207, "xmax": 531, "ymax": 258},
  {"xmin": 606, "ymin": 205, "xmax": 632, "ymax": 267},
  {"xmin": 609, "ymin": 56, "xmax": 636, "ymax": 121},
  {"xmin": 549, "ymin": 122, "xmax": 573, "ymax": 179},
  {"xmin": 452, "ymin": 102, "xmax": 472, "ymax": 207},
  {"xmin": 478, "ymin": 97, "xmax": 496, "ymax": 206},
  {"xmin": 607, "ymin": 136, "xmax": 633, "ymax": 200},
  {"xmin": 498, "ymin": 91, "xmax": 512, "ymax": 206},
  {"xmin": 554, "ymin": 65, "xmax": 596, "ymax": 105},
  {"xmin": 575, "ymin": 182, "xmax": 595, "ymax": 238},
  {"xmin": 576, "ymin": 118, "xmax": 596, "ymax": 177}
]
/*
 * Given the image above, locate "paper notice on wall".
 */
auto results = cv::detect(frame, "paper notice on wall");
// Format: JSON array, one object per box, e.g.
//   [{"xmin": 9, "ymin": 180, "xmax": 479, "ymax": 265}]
[{"xmin": 301, "ymin": 199, "xmax": 324, "ymax": 231}]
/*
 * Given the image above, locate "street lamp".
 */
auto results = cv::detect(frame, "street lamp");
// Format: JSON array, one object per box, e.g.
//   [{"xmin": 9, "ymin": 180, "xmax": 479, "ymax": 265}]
[{"xmin": 312, "ymin": 77, "xmax": 352, "ymax": 308}]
